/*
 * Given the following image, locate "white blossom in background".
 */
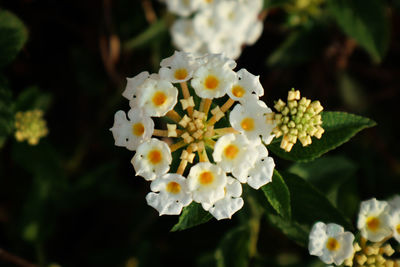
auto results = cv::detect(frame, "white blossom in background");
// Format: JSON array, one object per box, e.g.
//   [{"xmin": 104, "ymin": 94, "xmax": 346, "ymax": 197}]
[
  {"xmin": 111, "ymin": 51, "xmax": 282, "ymax": 219},
  {"xmin": 110, "ymin": 109, "xmax": 154, "ymax": 151},
  {"xmin": 357, "ymin": 198, "xmax": 392, "ymax": 242},
  {"xmin": 388, "ymin": 195, "xmax": 400, "ymax": 210},
  {"xmin": 169, "ymin": 0, "xmax": 264, "ymax": 59},
  {"xmin": 146, "ymin": 173, "xmax": 192, "ymax": 215},
  {"xmin": 308, "ymin": 222, "xmax": 355, "ymax": 265}
]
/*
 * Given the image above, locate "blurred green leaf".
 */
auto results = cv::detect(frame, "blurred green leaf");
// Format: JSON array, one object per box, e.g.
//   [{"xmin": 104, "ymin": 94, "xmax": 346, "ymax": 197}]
[
  {"xmin": 327, "ymin": 0, "xmax": 389, "ymax": 62},
  {"xmin": 268, "ymin": 112, "xmax": 376, "ymax": 162},
  {"xmin": 0, "ymin": 78, "xmax": 14, "ymax": 147},
  {"xmin": 15, "ymin": 86, "xmax": 52, "ymax": 112},
  {"xmin": 0, "ymin": 10, "xmax": 28, "ymax": 67},
  {"xmin": 261, "ymin": 169, "xmax": 291, "ymax": 219},
  {"xmin": 263, "ymin": 0, "xmax": 291, "ymax": 8},
  {"xmin": 267, "ymin": 25, "xmax": 326, "ymax": 67},
  {"xmin": 215, "ymin": 225, "xmax": 251, "ymax": 267},
  {"xmin": 123, "ymin": 19, "xmax": 167, "ymax": 51},
  {"xmin": 171, "ymin": 202, "xmax": 213, "ymax": 232},
  {"xmin": 283, "ymin": 172, "xmax": 352, "ymax": 229},
  {"xmin": 265, "ymin": 213, "xmax": 309, "ymax": 247}
]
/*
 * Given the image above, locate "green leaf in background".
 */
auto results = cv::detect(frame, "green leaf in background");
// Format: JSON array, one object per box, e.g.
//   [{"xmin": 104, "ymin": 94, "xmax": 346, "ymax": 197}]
[
  {"xmin": 283, "ymin": 172, "xmax": 352, "ymax": 229},
  {"xmin": 261, "ymin": 169, "xmax": 291, "ymax": 219},
  {"xmin": 267, "ymin": 25, "xmax": 327, "ymax": 67},
  {"xmin": 263, "ymin": 0, "xmax": 291, "ymax": 9},
  {"xmin": 215, "ymin": 225, "xmax": 251, "ymax": 267},
  {"xmin": 171, "ymin": 202, "xmax": 213, "ymax": 232},
  {"xmin": 15, "ymin": 86, "xmax": 52, "ymax": 112},
  {"xmin": 268, "ymin": 111, "xmax": 376, "ymax": 162},
  {"xmin": 327, "ymin": 0, "xmax": 389, "ymax": 62},
  {"xmin": 0, "ymin": 10, "xmax": 28, "ymax": 68},
  {"xmin": 0, "ymin": 79, "xmax": 14, "ymax": 147}
]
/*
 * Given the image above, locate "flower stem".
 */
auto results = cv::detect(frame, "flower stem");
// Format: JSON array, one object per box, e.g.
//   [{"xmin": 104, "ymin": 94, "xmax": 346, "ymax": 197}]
[
  {"xmin": 169, "ymin": 141, "xmax": 186, "ymax": 152},
  {"xmin": 180, "ymin": 82, "xmax": 193, "ymax": 117},
  {"xmin": 166, "ymin": 110, "xmax": 182, "ymax": 123}
]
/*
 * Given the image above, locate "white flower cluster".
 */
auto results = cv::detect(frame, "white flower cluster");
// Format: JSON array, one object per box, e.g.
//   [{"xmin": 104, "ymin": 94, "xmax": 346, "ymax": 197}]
[
  {"xmin": 110, "ymin": 51, "xmax": 276, "ymax": 220},
  {"xmin": 309, "ymin": 196, "xmax": 400, "ymax": 266},
  {"xmin": 167, "ymin": 0, "xmax": 264, "ymax": 59}
]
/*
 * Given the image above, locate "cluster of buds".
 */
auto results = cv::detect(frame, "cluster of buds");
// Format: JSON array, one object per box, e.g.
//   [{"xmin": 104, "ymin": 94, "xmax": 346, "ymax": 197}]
[
  {"xmin": 272, "ymin": 89, "xmax": 324, "ymax": 152},
  {"xmin": 110, "ymin": 51, "xmax": 276, "ymax": 220},
  {"xmin": 14, "ymin": 109, "xmax": 48, "ymax": 145},
  {"xmin": 309, "ymin": 196, "xmax": 400, "ymax": 266}
]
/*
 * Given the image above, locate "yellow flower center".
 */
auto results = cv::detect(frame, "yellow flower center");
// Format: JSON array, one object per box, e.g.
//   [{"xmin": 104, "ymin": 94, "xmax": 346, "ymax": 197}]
[
  {"xmin": 366, "ymin": 216, "xmax": 380, "ymax": 232},
  {"xmin": 396, "ymin": 224, "xmax": 400, "ymax": 235},
  {"xmin": 166, "ymin": 181, "xmax": 181, "ymax": 194},
  {"xmin": 326, "ymin": 237, "xmax": 340, "ymax": 251},
  {"xmin": 224, "ymin": 144, "xmax": 239, "ymax": 160},
  {"xmin": 232, "ymin": 85, "xmax": 245, "ymax": 98},
  {"xmin": 204, "ymin": 75, "xmax": 219, "ymax": 90},
  {"xmin": 241, "ymin": 117, "xmax": 255, "ymax": 131},
  {"xmin": 148, "ymin": 150, "xmax": 162, "ymax": 164},
  {"xmin": 199, "ymin": 171, "xmax": 214, "ymax": 185},
  {"xmin": 132, "ymin": 123, "xmax": 145, "ymax": 136},
  {"xmin": 152, "ymin": 91, "xmax": 167, "ymax": 106},
  {"xmin": 174, "ymin": 68, "xmax": 188, "ymax": 80}
]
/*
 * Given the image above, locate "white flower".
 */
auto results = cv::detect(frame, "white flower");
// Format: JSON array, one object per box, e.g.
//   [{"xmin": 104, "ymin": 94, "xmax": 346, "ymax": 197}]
[
  {"xmin": 244, "ymin": 20, "xmax": 263, "ymax": 45},
  {"xmin": 245, "ymin": 145, "xmax": 275, "ymax": 189},
  {"xmin": 122, "ymin": 71, "xmax": 149, "ymax": 101},
  {"xmin": 309, "ymin": 222, "xmax": 355, "ymax": 265},
  {"xmin": 357, "ymin": 198, "xmax": 392, "ymax": 242},
  {"xmin": 213, "ymin": 133, "xmax": 258, "ymax": 182},
  {"xmin": 202, "ymin": 176, "xmax": 244, "ymax": 220},
  {"xmin": 187, "ymin": 162, "xmax": 227, "ymax": 205},
  {"xmin": 171, "ymin": 19, "xmax": 203, "ymax": 54},
  {"xmin": 137, "ymin": 77, "xmax": 178, "ymax": 117},
  {"xmin": 227, "ymin": 68, "xmax": 263, "ymax": 102},
  {"xmin": 110, "ymin": 109, "xmax": 154, "ymax": 151},
  {"xmin": 191, "ymin": 55, "xmax": 236, "ymax": 99},
  {"xmin": 165, "ymin": 0, "xmax": 202, "ymax": 17},
  {"xmin": 390, "ymin": 210, "xmax": 400, "ymax": 243},
  {"xmin": 193, "ymin": 8, "xmax": 222, "ymax": 41},
  {"xmin": 159, "ymin": 51, "xmax": 198, "ymax": 83},
  {"xmin": 388, "ymin": 195, "xmax": 400, "ymax": 210},
  {"xmin": 207, "ymin": 33, "xmax": 242, "ymax": 60},
  {"xmin": 131, "ymin": 138, "xmax": 172, "ymax": 181},
  {"xmin": 229, "ymin": 100, "xmax": 271, "ymax": 142},
  {"xmin": 146, "ymin": 173, "xmax": 192, "ymax": 215}
]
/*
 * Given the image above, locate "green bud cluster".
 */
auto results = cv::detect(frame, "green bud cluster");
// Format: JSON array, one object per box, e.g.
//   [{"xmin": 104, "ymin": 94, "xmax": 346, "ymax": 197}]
[
  {"xmin": 14, "ymin": 109, "xmax": 48, "ymax": 145},
  {"xmin": 272, "ymin": 89, "xmax": 324, "ymax": 152}
]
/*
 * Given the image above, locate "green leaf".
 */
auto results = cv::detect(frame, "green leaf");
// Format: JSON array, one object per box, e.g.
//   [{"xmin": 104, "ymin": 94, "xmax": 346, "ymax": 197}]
[
  {"xmin": 261, "ymin": 170, "xmax": 291, "ymax": 219},
  {"xmin": 123, "ymin": 18, "xmax": 167, "ymax": 51},
  {"xmin": 263, "ymin": 0, "xmax": 291, "ymax": 9},
  {"xmin": 283, "ymin": 172, "xmax": 352, "ymax": 230},
  {"xmin": 268, "ymin": 111, "xmax": 376, "ymax": 162},
  {"xmin": 15, "ymin": 86, "xmax": 52, "ymax": 112},
  {"xmin": 265, "ymin": 213, "xmax": 309, "ymax": 247},
  {"xmin": 171, "ymin": 202, "xmax": 213, "ymax": 232},
  {"xmin": 0, "ymin": 10, "xmax": 28, "ymax": 67},
  {"xmin": 0, "ymin": 78, "xmax": 14, "ymax": 147},
  {"xmin": 215, "ymin": 225, "xmax": 251, "ymax": 267},
  {"xmin": 267, "ymin": 25, "xmax": 327, "ymax": 67},
  {"xmin": 327, "ymin": 0, "xmax": 389, "ymax": 62}
]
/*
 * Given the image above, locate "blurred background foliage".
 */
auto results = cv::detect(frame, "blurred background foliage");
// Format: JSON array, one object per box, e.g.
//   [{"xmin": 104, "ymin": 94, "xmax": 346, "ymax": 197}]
[{"xmin": 0, "ymin": 0, "xmax": 399, "ymax": 266}]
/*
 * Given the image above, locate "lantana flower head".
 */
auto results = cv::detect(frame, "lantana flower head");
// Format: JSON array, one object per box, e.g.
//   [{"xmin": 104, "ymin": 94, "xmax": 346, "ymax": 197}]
[
  {"xmin": 309, "ymin": 222, "xmax": 355, "ymax": 265},
  {"xmin": 357, "ymin": 198, "xmax": 392, "ymax": 242},
  {"xmin": 111, "ymin": 50, "xmax": 276, "ymax": 220},
  {"xmin": 14, "ymin": 109, "xmax": 48, "ymax": 145}
]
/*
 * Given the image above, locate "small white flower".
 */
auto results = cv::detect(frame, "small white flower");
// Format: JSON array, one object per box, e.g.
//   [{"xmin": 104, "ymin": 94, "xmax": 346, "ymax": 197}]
[
  {"xmin": 191, "ymin": 55, "xmax": 236, "ymax": 99},
  {"xmin": 309, "ymin": 222, "xmax": 355, "ymax": 265},
  {"xmin": 213, "ymin": 133, "xmax": 258, "ymax": 182},
  {"xmin": 187, "ymin": 162, "xmax": 227, "ymax": 205},
  {"xmin": 159, "ymin": 51, "xmax": 199, "ymax": 83},
  {"xmin": 229, "ymin": 100, "xmax": 269, "ymax": 142},
  {"xmin": 357, "ymin": 198, "xmax": 392, "ymax": 242},
  {"xmin": 227, "ymin": 68, "xmax": 263, "ymax": 102},
  {"xmin": 244, "ymin": 20, "xmax": 263, "ymax": 45},
  {"xmin": 388, "ymin": 195, "xmax": 400, "ymax": 210},
  {"xmin": 132, "ymin": 138, "xmax": 172, "ymax": 181},
  {"xmin": 171, "ymin": 19, "xmax": 203, "ymax": 54},
  {"xmin": 193, "ymin": 8, "xmax": 222, "ymax": 41},
  {"xmin": 202, "ymin": 176, "xmax": 244, "ymax": 220},
  {"xmin": 165, "ymin": 0, "xmax": 202, "ymax": 17},
  {"xmin": 390, "ymin": 210, "xmax": 400, "ymax": 243},
  {"xmin": 110, "ymin": 109, "xmax": 154, "ymax": 151},
  {"xmin": 245, "ymin": 145, "xmax": 275, "ymax": 189},
  {"xmin": 122, "ymin": 71, "xmax": 150, "ymax": 101},
  {"xmin": 137, "ymin": 77, "xmax": 178, "ymax": 117},
  {"xmin": 207, "ymin": 33, "xmax": 242, "ymax": 60},
  {"xmin": 146, "ymin": 173, "xmax": 192, "ymax": 215}
]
